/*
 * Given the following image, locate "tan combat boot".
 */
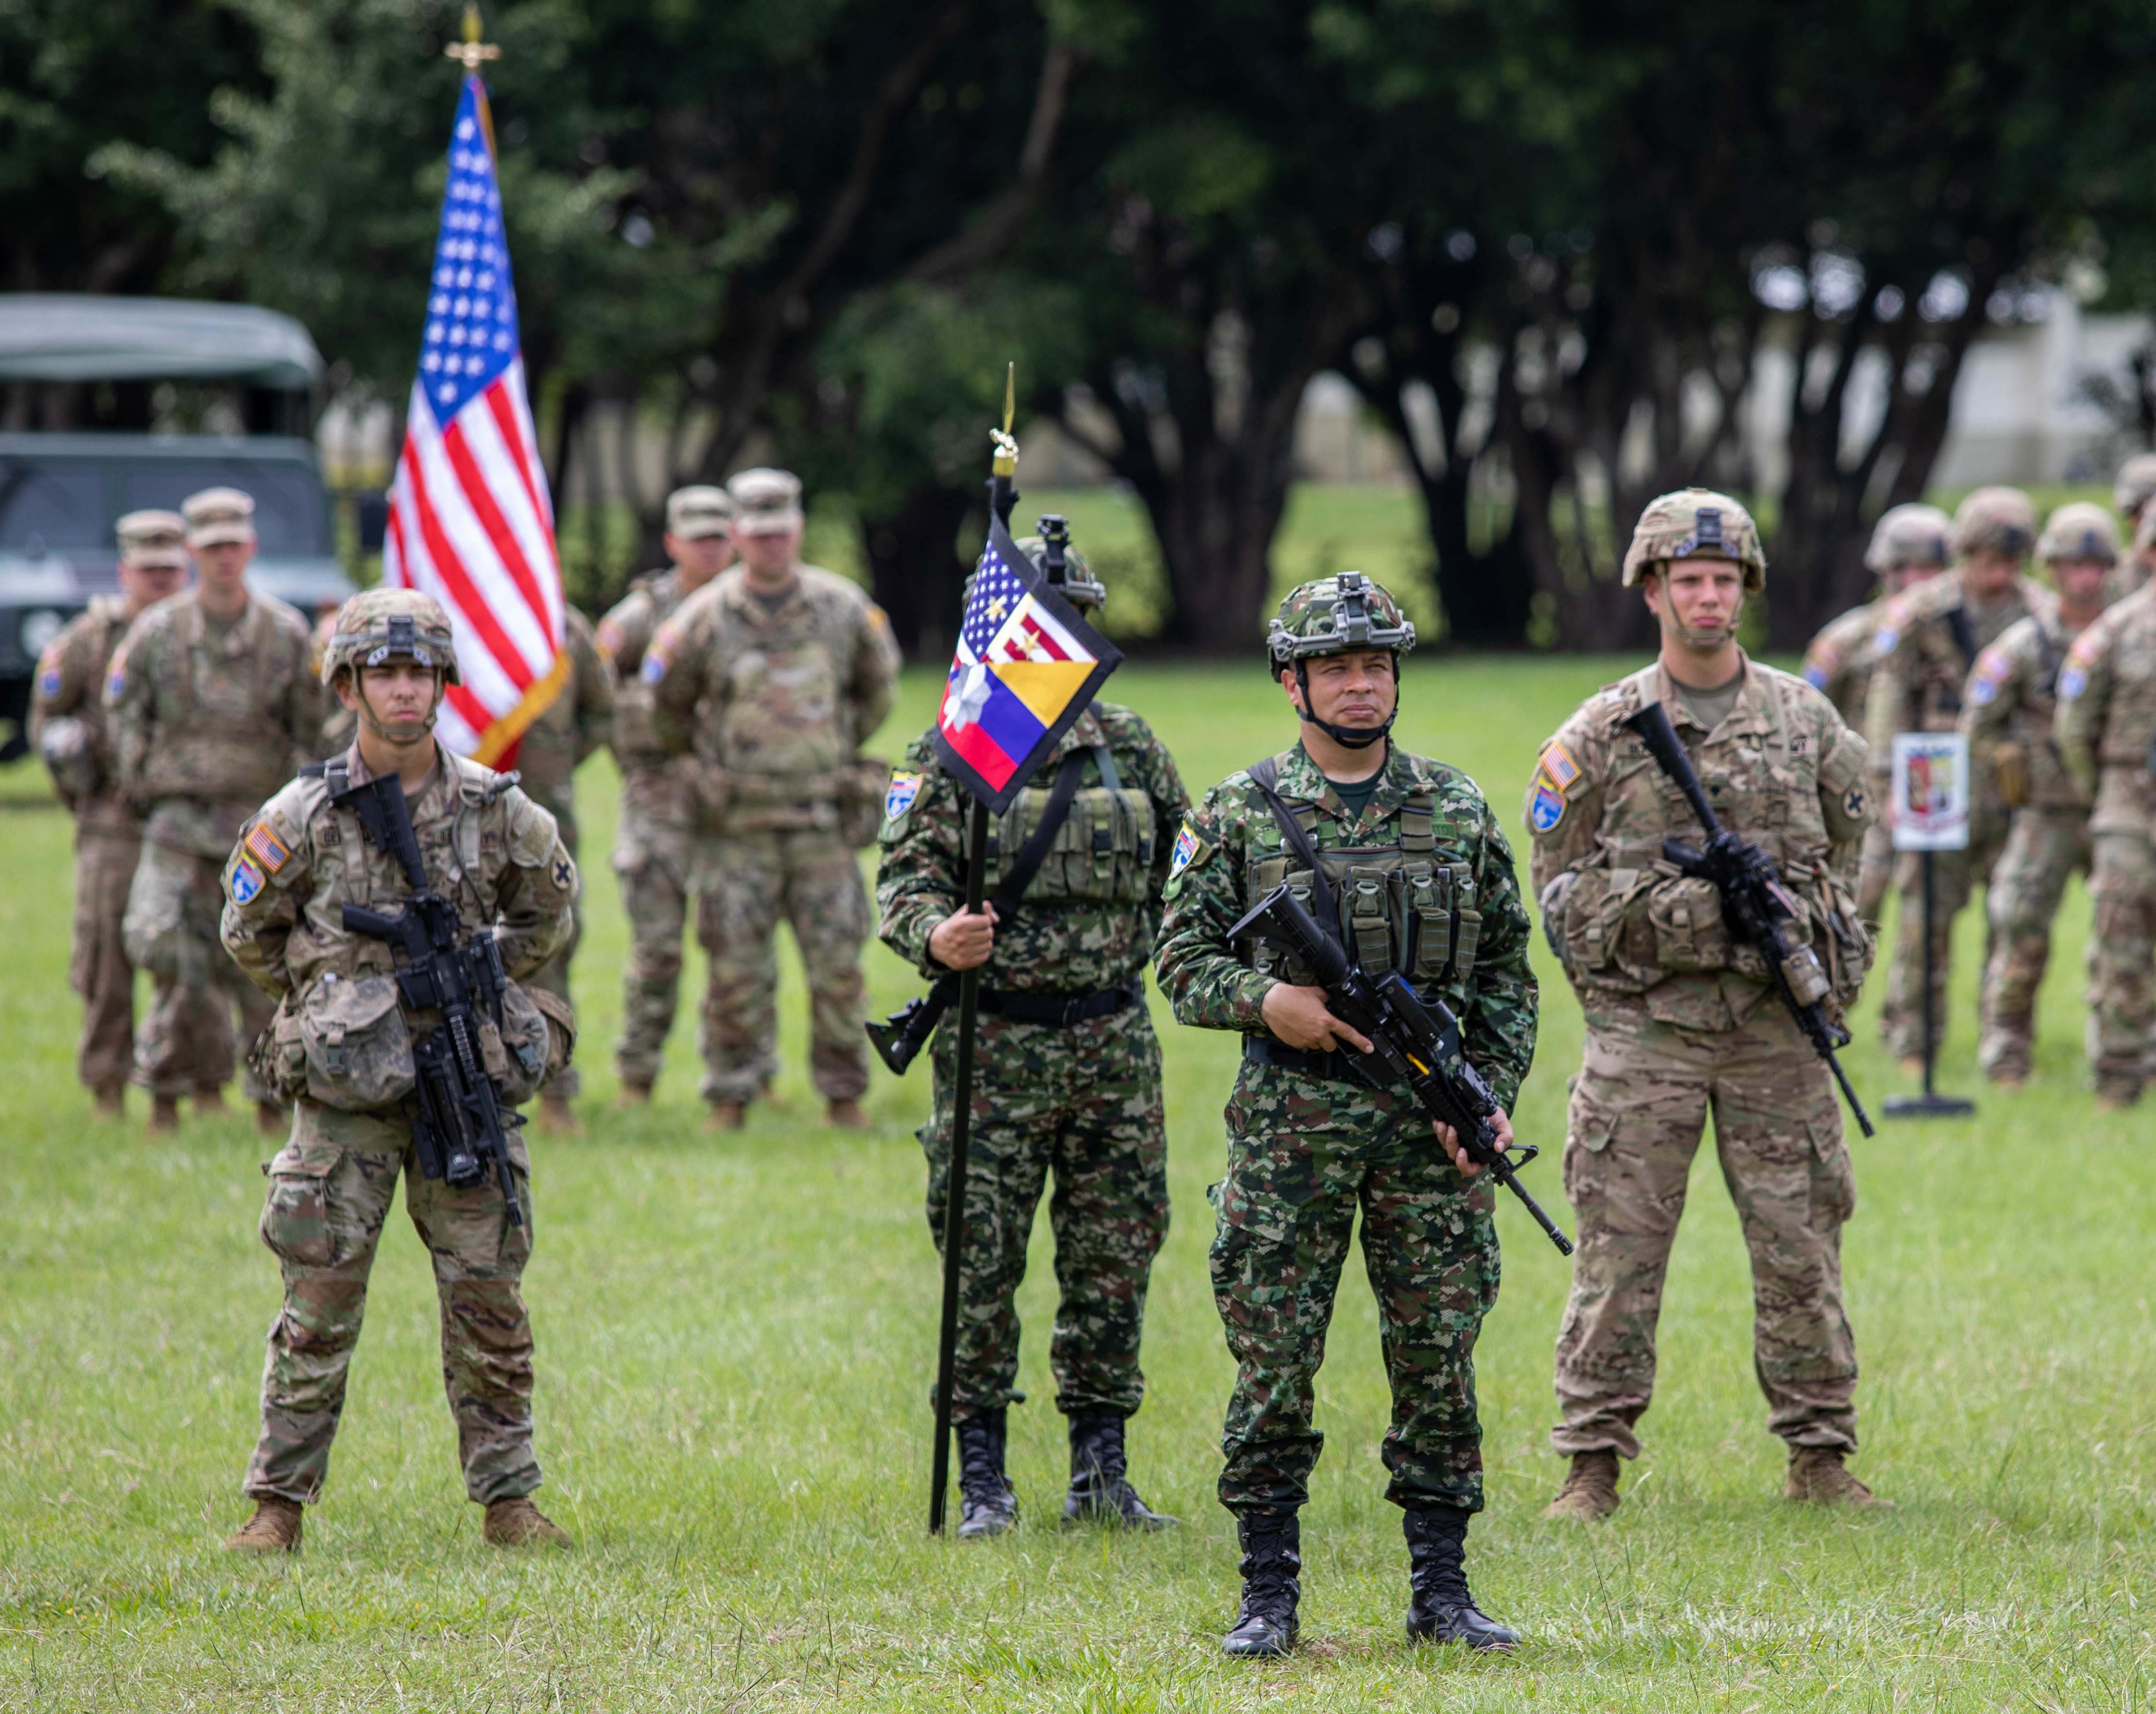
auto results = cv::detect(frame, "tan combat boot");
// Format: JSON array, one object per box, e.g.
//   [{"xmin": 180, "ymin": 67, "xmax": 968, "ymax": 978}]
[
  {"xmin": 194, "ymin": 1086, "xmax": 228, "ymax": 1118},
  {"xmin": 824, "ymin": 1097, "xmax": 868, "ymax": 1131},
  {"xmin": 1542, "ymin": 1449, "xmax": 1621, "ymax": 1522},
  {"xmin": 483, "ymin": 1496, "xmax": 572, "ymax": 1548},
  {"xmin": 92, "ymin": 1083, "xmax": 126, "ymax": 1120},
  {"xmin": 223, "ymin": 1497, "xmax": 304, "ymax": 1553},
  {"xmin": 256, "ymin": 1101, "xmax": 287, "ymax": 1137},
  {"xmin": 537, "ymin": 1094, "xmax": 582, "ymax": 1135},
  {"xmin": 616, "ymin": 1080, "xmax": 653, "ymax": 1108},
  {"xmin": 707, "ymin": 1100, "xmax": 747, "ymax": 1132},
  {"xmin": 148, "ymin": 1095, "xmax": 182, "ymax": 1135},
  {"xmin": 1785, "ymin": 1446, "xmax": 1890, "ymax": 1507}
]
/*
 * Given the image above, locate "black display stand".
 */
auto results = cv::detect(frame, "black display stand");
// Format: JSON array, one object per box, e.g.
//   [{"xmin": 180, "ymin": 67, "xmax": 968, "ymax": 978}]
[{"xmin": 1884, "ymin": 848, "xmax": 1975, "ymax": 1120}]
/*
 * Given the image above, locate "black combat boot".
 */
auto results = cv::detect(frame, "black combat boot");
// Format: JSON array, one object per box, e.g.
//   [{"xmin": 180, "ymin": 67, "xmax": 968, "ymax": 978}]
[
  {"xmin": 1063, "ymin": 1410, "xmax": 1180, "ymax": 1529},
  {"xmin": 1221, "ymin": 1512, "xmax": 1301, "ymax": 1658},
  {"xmin": 1403, "ymin": 1505, "xmax": 1519, "ymax": 1652},
  {"xmin": 954, "ymin": 1408, "xmax": 1018, "ymax": 1539}
]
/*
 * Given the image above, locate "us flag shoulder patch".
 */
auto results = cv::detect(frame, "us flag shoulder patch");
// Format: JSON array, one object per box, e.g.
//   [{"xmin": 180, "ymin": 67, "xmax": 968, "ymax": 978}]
[{"xmin": 244, "ymin": 821, "xmax": 292, "ymax": 875}]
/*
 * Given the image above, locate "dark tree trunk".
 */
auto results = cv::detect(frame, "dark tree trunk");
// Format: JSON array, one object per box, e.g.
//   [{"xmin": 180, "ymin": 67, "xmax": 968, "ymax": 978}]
[{"xmin": 864, "ymin": 479, "xmax": 975, "ymax": 661}]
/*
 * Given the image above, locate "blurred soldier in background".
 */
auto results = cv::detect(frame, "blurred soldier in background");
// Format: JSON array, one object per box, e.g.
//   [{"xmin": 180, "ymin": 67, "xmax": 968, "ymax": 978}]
[
  {"xmin": 2108, "ymin": 453, "xmax": 2156, "ymax": 605},
  {"xmin": 878, "ymin": 531, "xmax": 1187, "ymax": 1540},
  {"xmin": 512, "ymin": 606, "xmax": 612, "ymax": 1132},
  {"xmin": 644, "ymin": 468, "xmax": 902, "ymax": 1129},
  {"xmin": 1802, "ymin": 503, "xmax": 1952, "ymax": 918},
  {"xmin": 1865, "ymin": 486, "xmax": 2050, "ymax": 1071},
  {"xmin": 1962, "ymin": 503, "xmax": 2118, "ymax": 1085},
  {"xmin": 596, "ymin": 485, "xmax": 735, "ymax": 1102},
  {"xmin": 31, "ymin": 510, "xmax": 190, "ymax": 1116},
  {"xmin": 106, "ymin": 488, "xmax": 321, "ymax": 1134}
]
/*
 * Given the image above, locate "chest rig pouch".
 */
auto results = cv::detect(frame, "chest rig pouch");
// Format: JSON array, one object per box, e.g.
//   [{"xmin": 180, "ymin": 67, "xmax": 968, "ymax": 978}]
[{"xmin": 970, "ymin": 743, "xmax": 1156, "ymax": 905}]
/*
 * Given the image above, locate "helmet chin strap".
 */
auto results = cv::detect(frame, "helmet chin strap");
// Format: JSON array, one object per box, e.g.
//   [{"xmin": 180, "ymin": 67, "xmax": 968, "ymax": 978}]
[
  {"xmin": 1294, "ymin": 658, "xmax": 1397, "ymax": 750},
  {"xmin": 351, "ymin": 670, "xmax": 444, "ymax": 742}
]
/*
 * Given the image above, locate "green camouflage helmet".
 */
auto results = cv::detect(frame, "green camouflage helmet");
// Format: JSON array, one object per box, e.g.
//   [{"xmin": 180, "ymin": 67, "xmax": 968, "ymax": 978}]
[
  {"xmin": 2115, "ymin": 452, "xmax": 2156, "ymax": 519},
  {"xmin": 320, "ymin": 587, "xmax": 461, "ymax": 688},
  {"xmin": 1266, "ymin": 571, "xmax": 1416, "ymax": 669},
  {"xmin": 1621, "ymin": 488, "xmax": 1767, "ymax": 592},
  {"xmin": 1016, "ymin": 514, "xmax": 1106, "ymax": 611},
  {"xmin": 1951, "ymin": 486, "xmax": 2036, "ymax": 559},
  {"xmin": 2037, "ymin": 500, "xmax": 2119, "ymax": 566},
  {"xmin": 1864, "ymin": 502, "xmax": 1953, "ymax": 574}
]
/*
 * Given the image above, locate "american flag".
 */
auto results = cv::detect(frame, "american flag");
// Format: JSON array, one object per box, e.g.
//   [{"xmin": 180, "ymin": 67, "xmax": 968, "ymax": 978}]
[{"xmin": 382, "ymin": 72, "xmax": 565, "ymax": 766}]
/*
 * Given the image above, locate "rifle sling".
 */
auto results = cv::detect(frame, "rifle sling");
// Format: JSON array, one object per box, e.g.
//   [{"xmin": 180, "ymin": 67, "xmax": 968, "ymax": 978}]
[{"xmin": 1248, "ymin": 756, "xmax": 1344, "ymax": 941}]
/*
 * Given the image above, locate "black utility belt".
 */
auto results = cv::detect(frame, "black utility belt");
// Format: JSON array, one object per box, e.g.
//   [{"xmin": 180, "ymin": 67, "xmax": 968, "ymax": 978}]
[
  {"xmin": 977, "ymin": 980, "xmax": 1141, "ymax": 1027},
  {"xmin": 1243, "ymin": 1035, "xmax": 1367, "ymax": 1084}
]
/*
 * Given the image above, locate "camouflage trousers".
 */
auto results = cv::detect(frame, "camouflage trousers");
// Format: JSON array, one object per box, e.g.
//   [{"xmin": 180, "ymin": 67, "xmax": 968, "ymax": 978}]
[
  {"xmin": 1210, "ymin": 1060, "xmax": 1499, "ymax": 1516},
  {"xmin": 921, "ymin": 1001, "xmax": 1168, "ymax": 1420},
  {"xmin": 2088, "ymin": 830, "xmax": 2156, "ymax": 1102},
  {"xmin": 70, "ymin": 828, "xmax": 141, "ymax": 1092},
  {"xmin": 244, "ymin": 1102, "xmax": 540, "ymax": 1506},
  {"xmin": 1979, "ymin": 808, "xmax": 2091, "ymax": 1080},
  {"xmin": 694, "ymin": 827, "xmax": 869, "ymax": 1104},
  {"xmin": 1879, "ymin": 812, "xmax": 2007, "ymax": 1062},
  {"xmin": 1554, "ymin": 1000, "xmax": 1858, "ymax": 1461},
  {"xmin": 122, "ymin": 838, "xmax": 274, "ymax": 1100},
  {"xmin": 612, "ymin": 804, "xmax": 695, "ymax": 1088}
]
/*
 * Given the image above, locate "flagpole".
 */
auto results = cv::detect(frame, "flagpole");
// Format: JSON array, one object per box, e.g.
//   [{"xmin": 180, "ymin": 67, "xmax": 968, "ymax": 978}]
[{"xmin": 929, "ymin": 367, "xmax": 1022, "ymax": 1535}]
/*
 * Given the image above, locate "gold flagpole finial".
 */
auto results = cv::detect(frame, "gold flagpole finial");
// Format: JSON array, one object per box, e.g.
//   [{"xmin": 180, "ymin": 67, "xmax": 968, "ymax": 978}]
[
  {"xmin": 445, "ymin": 5, "xmax": 501, "ymax": 72},
  {"xmin": 991, "ymin": 361, "xmax": 1019, "ymax": 478}
]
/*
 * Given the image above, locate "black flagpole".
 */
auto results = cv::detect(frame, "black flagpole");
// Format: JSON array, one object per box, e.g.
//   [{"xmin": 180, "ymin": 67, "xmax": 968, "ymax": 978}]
[{"xmin": 930, "ymin": 365, "xmax": 1021, "ymax": 1535}]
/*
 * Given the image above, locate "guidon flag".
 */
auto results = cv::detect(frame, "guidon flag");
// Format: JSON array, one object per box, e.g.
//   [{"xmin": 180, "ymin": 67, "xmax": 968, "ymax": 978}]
[
  {"xmin": 382, "ymin": 71, "xmax": 565, "ymax": 767},
  {"xmin": 932, "ymin": 510, "xmax": 1122, "ymax": 813}
]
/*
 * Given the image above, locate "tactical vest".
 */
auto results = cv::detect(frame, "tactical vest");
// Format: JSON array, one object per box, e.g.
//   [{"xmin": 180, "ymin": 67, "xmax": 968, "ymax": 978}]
[
  {"xmin": 961, "ymin": 745, "xmax": 1156, "ymax": 905},
  {"xmin": 138, "ymin": 596, "xmax": 300, "ymax": 805},
  {"xmin": 703, "ymin": 586, "xmax": 857, "ymax": 787}
]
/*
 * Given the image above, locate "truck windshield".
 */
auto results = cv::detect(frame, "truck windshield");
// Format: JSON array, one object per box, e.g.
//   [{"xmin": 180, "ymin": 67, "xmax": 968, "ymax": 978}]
[{"xmin": 0, "ymin": 453, "xmax": 330, "ymax": 555}]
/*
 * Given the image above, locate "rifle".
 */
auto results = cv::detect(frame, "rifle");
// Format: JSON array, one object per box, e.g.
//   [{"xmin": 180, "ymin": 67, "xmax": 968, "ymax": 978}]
[
  {"xmin": 1621, "ymin": 699, "xmax": 1875, "ymax": 1138},
  {"xmin": 331, "ymin": 770, "xmax": 527, "ymax": 1224},
  {"xmin": 1229, "ymin": 883, "xmax": 1573, "ymax": 1255}
]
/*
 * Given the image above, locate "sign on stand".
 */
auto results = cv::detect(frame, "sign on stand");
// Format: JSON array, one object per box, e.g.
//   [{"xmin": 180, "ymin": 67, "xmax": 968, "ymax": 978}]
[{"xmin": 1890, "ymin": 732, "xmax": 1970, "ymax": 853}]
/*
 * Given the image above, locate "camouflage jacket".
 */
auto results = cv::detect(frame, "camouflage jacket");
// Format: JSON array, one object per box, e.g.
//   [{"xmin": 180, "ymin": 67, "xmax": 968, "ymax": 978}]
[
  {"xmin": 1801, "ymin": 597, "xmax": 1889, "ymax": 730},
  {"xmin": 877, "ymin": 701, "xmax": 1190, "ymax": 997},
  {"xmin": 1154, "ymin": 740, "xmax": 1537, "ymax": 1109},
  {"xmin": 30, "ymin": 595, "xmax": 139, "ymax": 838},
  {"xmin": 1528, "ymin": 656, "xmax": 1873, "ymax": 1033},
  {"xmin": 105, "ymin": 588, "xmax": 322, "ymax": 856},
  {"xmin": 1961, "ymin": 606, "xmax": 2095, "ymax": 813},
  {"xmin": 509, "ymin": 605, "xmax": 613, "ymax": 851},
  {"xmin": 2055, "ymin": 584, "xmax": 2156, "ymax": 833},
  {"xmin": 597, "ymin": 566, "xmax": 704, "ymax": 838}
]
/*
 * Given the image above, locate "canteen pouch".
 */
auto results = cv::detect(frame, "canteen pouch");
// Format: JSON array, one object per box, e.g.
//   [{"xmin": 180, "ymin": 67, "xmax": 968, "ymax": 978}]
[
  {"xmin": 1995, "ymin": 741, "xmax": 2030, "ymax": 809},
  {"xmin": 300, "ymin": 973, "xmax": 417, "ymax": 1112},
  {"xmin": 249, "ymin": 999, "xmax": 309, "ymax": 1103},
  {"xmin": 839, "ymin": 754, "xmax": 894, "ymax": 848},
  {"xmin": 1644, "ymin": 874, "xmax": 1735, "ymax": 974},
  {"xmin": 483, "ymin": 980, "xmax": 554, "ymax": 1106}
]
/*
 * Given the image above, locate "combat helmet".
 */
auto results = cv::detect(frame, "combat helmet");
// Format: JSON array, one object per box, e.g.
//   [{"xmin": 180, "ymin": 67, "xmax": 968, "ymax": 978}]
[
  {"xmin": 2037, "ymin": 501, "xmax": 2119, "ymax": 566},
  {"xmin": 2115, "ymin": 453, "xmax": 2156, "ymax": 521},
  {"xmin": 1015, "ymin": 514, "xmax": 1107, "ymax": 611},
  {"xmin": 1266, "ymin": 571, "xmax": 1416, "ymax": 749},
  {"xmin": 1864, "ymin": 503, "xmax": 1953, "ymax": 574},
  {"xmin": 319, "ymin": 588, "xmax": 461, "ymax": 689},
  {"xmin": 1950, "ymin": 486, "xmax": 2036, "ymax": 560},
  {"xmin": 1621, "ymin": 488, "xmax": 1766, "ymax": 592}
]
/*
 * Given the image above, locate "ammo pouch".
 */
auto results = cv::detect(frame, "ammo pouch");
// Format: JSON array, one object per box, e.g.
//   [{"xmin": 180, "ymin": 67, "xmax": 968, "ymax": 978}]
[
  {"xmin": 839, "ymin": 754, "xmax": 894, "ymax": 849},
  {"xmin": 299, "ymin": 973, "xmax": 417, "ymax": 1112},
  {"xmin": 1644, "ymin": 874, "xmax": 1735, "ymax": 973},
  {"xmin": 250, "ymin": 1000, "xmax": 309, "ymax": 1103},
  {"xmin": 482, "ymin": 980, "xmax": 557, "ymax": 1106},
  {"xmin": 988, "ymin": 778, "xmax": 1157, "ymax": 904}
]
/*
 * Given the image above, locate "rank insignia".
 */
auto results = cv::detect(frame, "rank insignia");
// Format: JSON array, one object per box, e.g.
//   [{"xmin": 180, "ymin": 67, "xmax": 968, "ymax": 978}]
[
  {"xmin": 884, "ymin": 769, "xmax": 922, "ymax": 821},
  {"xmin": 1530, "ymin": 782, "xmax": 1566, "ymax": 833},
  {"xmin": 228, "ymin": 858, "xmax": 265, "ymax": 905},
  {"xmin": 1537, "ymin": 740, "xmax": 1582, "ymax": 792},
  {"xmin": 244, "ymin": 821, "xmax": 292, "ymax": 874}
]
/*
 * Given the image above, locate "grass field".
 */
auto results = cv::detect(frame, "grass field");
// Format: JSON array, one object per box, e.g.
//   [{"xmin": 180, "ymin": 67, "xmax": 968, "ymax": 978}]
[{"xmin": 5, "ymin": 654, "xmax": 2154, "ymax": 1712}]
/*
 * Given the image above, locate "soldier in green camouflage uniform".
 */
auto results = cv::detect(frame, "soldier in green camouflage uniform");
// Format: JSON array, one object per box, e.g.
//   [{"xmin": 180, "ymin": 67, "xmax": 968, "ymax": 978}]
[
  {"xmin": 596, "ymin": 485, "xmax": 735, "ymax": 1099},
  {"xmin": 2055, "ymin": 577, "xmax": 2156, "ymax": 1105},
  {"xmin": 1800, "ymin": 504, "xmax": 1951, "ymax": 919},
  {"xmin": 1865, "ymin": 487, "xmax": 2052, "ymax": 1066},
  {"xmin": 878, "ymin": 534, "xmax": 1187, "ymax": 1539},
  {"xmin": 1962, "ymin": 503, "xmax": 2118, "ymax": 1084},
  {"xmin": 218, "ymin": 589, "xmax": 578, "ymax": 1555},
  {"xmin": 31, "ymin": 510, "xmax": 191, "ymax": 1115},
  {"xmin": 1155, "ymin": 573, "xmax": 1537, "ymax": 1657},
  {"xmin": 2106, "ymin": 454, "xmax": 2156, "ymax": 607},
  {"xmin": 645, "ymin": 468, "xmax": 902, "ymax": 1128},
  {"xmin": 1533, "ymin": 491, "xmax": 1882, "ymax": 1524},
  {"xmin": 106, "ymin": 487, "xmax": 323, "ymax": 1134},
  {"xmin": 512, "ymin": 605, "xmax": 612, "ymax": 1130}
]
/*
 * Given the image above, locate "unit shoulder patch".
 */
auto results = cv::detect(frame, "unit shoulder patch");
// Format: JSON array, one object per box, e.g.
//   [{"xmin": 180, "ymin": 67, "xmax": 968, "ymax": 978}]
[
  {"xmin": 1529, "ymin": 782, "xmax": 1567, "ymax": 833},
  {"xmin": 884, "ymin": 769, "xmax": 923, "ymax": 822}
]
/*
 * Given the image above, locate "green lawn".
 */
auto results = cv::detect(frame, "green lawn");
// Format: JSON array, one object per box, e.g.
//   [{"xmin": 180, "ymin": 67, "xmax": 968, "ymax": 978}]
[{"xmin": 4, "ymin": 655, "xmax": 2151, "ymax": 1711}]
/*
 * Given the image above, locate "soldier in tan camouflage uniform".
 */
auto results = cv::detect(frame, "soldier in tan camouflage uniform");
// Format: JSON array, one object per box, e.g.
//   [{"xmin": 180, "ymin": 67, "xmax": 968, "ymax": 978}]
[
  {"xmin": 595, "ymin": 485, "xmax": 735, "ymax": 1101},
  {"xmin": 1962, "ymin": 503, "xmax": 2118, "ymax": 1084},
  {"xmin": 106, "ymin": 488, "xmax": 323, "ymax": 1134},
  {"xmin": 1865, "ymin": 486, "xmax": 2051, "ymax": 1069},
  {"xmin": 31, "ymin": 511, "xmax": 191, "ymax": 1115},
  {"xmin": 2055, "ymin": 576, "xmax": 2156, "ymax": 1106},
  {"xmin": 218, "ymin": 589, "xmax": 578, "ymax": 1555},
  {"xmin": 512, "ymin": 605, "xmax": 612, "ymax": 1131},
  {"xmin": 1534, "ymin": 490, "xmax": 1882, "ymax": 1523},
  {"xmin": 644, "ymin": 468, "xmax": 902, "ymax": 1129},
  {"xmin": 2106, "ymin": 453, "xmax": 2156, "ymax": 607}
]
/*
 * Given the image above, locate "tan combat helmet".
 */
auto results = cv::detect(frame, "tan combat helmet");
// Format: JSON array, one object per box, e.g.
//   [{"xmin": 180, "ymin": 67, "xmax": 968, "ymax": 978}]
[
  {"xmin": 727, "ymin": 467, "xmax": 804, "ymax": 536},
  {"xmin": 2114, "ymin": 453, "xmax": 2156, "ymax": 521},
  {"xmin": 2036, "ymin": 501, "xmax": 2120, "ymax": 566},
  {"xmin": 115, "ymin": 508, "xmax": 188, "ymax": 570},
  {"xmin": 666, "ymin": 484, "xmax": 734, "ymax": 540},
  {"xmin": 1864, "ymin": 503, "xmax": 1953, "ymax": 574},
  {"xmin": 319, "ymin": 588, "xmax": 461, "ymax": 689},
  {"xmin": 182, "ymin": 486, "xmax": 255, "ymax": 548},
  {"xmin": 1950, "ymin": 486, "xmax": 2036, "ymax": 559},
  {"xmin": 1621, "ymin": 488, "xmax": 1767, "ymax": 592}
]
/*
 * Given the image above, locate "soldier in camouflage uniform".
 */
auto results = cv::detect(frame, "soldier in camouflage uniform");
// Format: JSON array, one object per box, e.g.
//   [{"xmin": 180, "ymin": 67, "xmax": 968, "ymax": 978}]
[
  {"xmin": 2055, "ymin": 576, "xmax": 2156, "ymax": 1106},
  {"xmin": 512, "ymin": 605, "xmax": 612, "ymax": 1131},
  {"xmin": 106, "ymin": 488, "xmax": 323, "ymax": 1134},
  {"xmin": 1534, "ymin": 490, "xmax": 1882, "ymax": 1524},
  {"xmin": 2106, "ymin": 453, "xmax": 2156, "ymax": 607},
  {"xmin": 596, "ymin": 485, "xmax": 735, "ymax": 1100},
  {"xmin": 1865, "ymin": 486, "xmax": 2052, "ymax": 1068},
  {"xmin": 1962, "ymin": 503, "xmax": 2118, "ymax": 1084},
  {"xmin": 877, "ymin": 535, "xmax": 1187, "ymax": 1540},
  {"xmin": 645, "ymin": 468, "xmax": 902, "ymax": 1129},
  {"xmin": 31, "ymin": 510, "xmax": 191, "ymax": 1115},
  {"xmin": 1801, "ymin": 504, "xmax": 1951, "ymax": 919},
  {"xmin": 218, "ymin": 589, "xmax": 578, "ymax": 1555},
  {"xmin": 1155, "ymin": 573, "xmax": 1537, "ymax": 1657}
]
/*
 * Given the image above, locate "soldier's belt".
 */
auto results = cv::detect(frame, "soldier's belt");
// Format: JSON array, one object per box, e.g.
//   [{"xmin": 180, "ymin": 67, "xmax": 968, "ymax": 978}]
[
  {"xmin": 1243, "ymin": 1035, "xmax": 1365, "ymax": 1083},
  {"xmin": 976, "ymin": 979, "xmax": 1141, "ymax": 1027}
]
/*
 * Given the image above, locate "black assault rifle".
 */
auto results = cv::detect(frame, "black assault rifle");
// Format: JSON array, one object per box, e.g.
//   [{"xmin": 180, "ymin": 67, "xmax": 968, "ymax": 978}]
[
  {"xmin": 1621, "ymin": 700, "xmax": 1875, "ymax": 1138},
  {"xmin": 332, "ymin": 771, "xmax": 527, "ymax": 1223},
  {"xmin": 1230, "ymin": 883, "xmax": 1573, "ymax": 1255}
]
